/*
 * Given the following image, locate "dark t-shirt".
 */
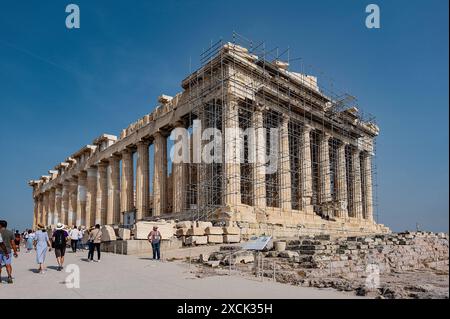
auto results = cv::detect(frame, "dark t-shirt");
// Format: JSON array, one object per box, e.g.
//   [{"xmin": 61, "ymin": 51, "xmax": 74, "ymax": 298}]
[
  {"xmin": 52, "ymin": 229, "xmax": 68, "ymax": 248},
  {"xmin": 0, "ymin": 229, "xmax": 14, "ymax": 253}
]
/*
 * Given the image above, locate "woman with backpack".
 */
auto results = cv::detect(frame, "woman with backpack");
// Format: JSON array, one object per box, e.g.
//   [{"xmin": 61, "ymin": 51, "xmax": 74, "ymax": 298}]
[{"xmin": 52, "ymin": 223, "xmax": 68, "ymax": 271}]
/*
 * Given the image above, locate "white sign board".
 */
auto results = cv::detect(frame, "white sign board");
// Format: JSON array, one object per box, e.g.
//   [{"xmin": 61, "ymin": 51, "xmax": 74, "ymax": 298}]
[{"xmin": 241, "ymin": 236, "xmax": 272, "ymax": 251}]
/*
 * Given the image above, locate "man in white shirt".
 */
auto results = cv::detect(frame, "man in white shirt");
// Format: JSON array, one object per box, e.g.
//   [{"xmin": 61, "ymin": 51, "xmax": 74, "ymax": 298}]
[{"xmin": 69, "ymin": 226, "xmax": 80, "ymax": 253}]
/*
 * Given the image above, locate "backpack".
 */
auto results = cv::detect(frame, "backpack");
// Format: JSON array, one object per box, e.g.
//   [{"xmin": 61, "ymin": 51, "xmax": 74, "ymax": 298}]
[{"xmin": 53, "ymin": 230, "xmax": 66, "ymax": 248}]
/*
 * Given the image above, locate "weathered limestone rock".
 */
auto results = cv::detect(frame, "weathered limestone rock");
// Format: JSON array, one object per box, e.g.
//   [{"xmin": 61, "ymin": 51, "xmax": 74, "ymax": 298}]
[
  {"xmin": 176, "ymin": 228, "xmax": 189, "ymax": 236},
  {"xmin": 134, "ymin": 221, "xmax": 174, "ymax": 240},
  {"xmin": 207, "ymin": 235, "xmax": 224, "ymax": 244},
  {"xmin": 185, "ymin": 236, "xmax": 208, "ymax": 245},
  {"xmin": 207, "ymin": 260, "xmax": 220, "ymax": 267},
  {"xmin": 197, "ymin": 221, "xmax": 213, "ymax": 228},
  {"xmin": 279, "ymin": 250, "xmax": 299, "ymax": 258},
  {"xmin": 199, "ymin": 253, "xmax": 210, "ymax": 263},
  {"xmin": 186, "ymin": 227, "xmax": 205, "ymax": 236},
  {"xmin": 118, "ymin": 228, "xmax": 131, "ymax": 240},
  {"xmin": 205, "ymin": 227, "xmax": 223, "ymax": 235},
  {"xmin": 101, "ymin": 225, "xmax": 117, "ymax": 242},
  {"xmin": 222, "ymin": 227, "xmax": 240, "ymax": 235},
  {"xmin": 223, "ymin": 234, "xmax": 240, "ymax": 243},
  {"xmin": 176, "ymin": 221, "xmax": 192, "ymax": 229}
]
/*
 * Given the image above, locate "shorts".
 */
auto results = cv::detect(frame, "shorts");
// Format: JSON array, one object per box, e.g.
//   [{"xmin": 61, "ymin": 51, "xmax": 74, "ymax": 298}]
[
  {"xmin": 0, "ymin": 252, "xmax": 12, "ymax": 267},
  {"xmin": 54, "ymin": 246, "xmax": 66, "ymax": 258}
]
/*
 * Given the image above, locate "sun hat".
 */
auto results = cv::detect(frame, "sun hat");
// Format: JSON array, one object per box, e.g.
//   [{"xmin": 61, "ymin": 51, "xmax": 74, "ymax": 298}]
[
  {"xmin": 56, "ymin": 223, "xmax": 64, "ymax": 230},
  {"xmin": 37, "ymin": 223, "xmax": 45, "ymax": 230}
]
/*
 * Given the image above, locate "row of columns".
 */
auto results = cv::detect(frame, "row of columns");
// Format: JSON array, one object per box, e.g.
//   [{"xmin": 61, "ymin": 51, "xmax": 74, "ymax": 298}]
[
  {"xmin": 34, "ymin": 130, "xmax": 185, "ymax": 228},
  {"xmin": 240, "ymin": 106, "xmax": 374, "ymax": 221}
]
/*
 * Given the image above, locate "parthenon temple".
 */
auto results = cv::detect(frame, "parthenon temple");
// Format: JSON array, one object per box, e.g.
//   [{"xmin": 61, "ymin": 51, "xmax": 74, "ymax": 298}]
[{"xmin": 29, "ymin": 39, "xmax": 389, "ymax": 237}]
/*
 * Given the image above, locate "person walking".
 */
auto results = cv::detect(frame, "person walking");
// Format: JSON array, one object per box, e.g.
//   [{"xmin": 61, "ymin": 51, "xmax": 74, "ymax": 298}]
[
  {"xmin": 14, "ymin": 230, "xmax": 21, "ymax": 252},
  {"xmin": 23, "ymin": 230, "xmax": 29, "ymax": 248},
  {"xmin": 0, "ymin": 220, "xmax": 18, "ymax": 284},
  {"xmin": 147, "ymin": 226, "xmax": 162, "ymax": 260},
  {"xmin": 69, "ymin": 226, "xmax": 80, "ymax": 253},
  {"xmin": 52, "ymin": 223, "xmax": 68, "ymax": 271},
  {"xmin": 25, "ymin": 230, "xmax": 34, "ymax": 253},
  {"xmin": 77, "ymin": 226, "xmax": 84, "ymax": 251},
  {"xmin": 87, "ymin": 224, "xmax": 102, "ymax": 262},
  {"xmin": 34, "ymin": 224, "xmax": 51, "ymax": 274}
]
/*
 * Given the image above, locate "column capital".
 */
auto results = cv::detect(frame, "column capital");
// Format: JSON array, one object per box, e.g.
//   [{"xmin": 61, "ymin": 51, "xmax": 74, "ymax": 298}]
[
  {"xmin": 254, "ymin": 103, "xmax": 266, "ymax": 113},
  {"xmin": 281, "ymin": 113, "xmax": 290, "ymax": 124},
  {"xmin": 303, "ymin": 123, "xmax": 313, "ymax": 132},
  {"xmin": 108, "ymin": 154, "xmax": 121, "ymax": 163},
  {"xmin": 320, "ymin": 131, "xmax": 332, "ymax": 140},
  {"xmin": 361, "ymin": 150, "xmax": 373, "ymax": 158},
  {"xmin": 174, "ymin": 119, "xmax": 188, "ymax": 129},
  {"xmin": 227, "ymin": 95, "xmax": 240, "ymax": 104},
  {"xmin": 78, "ymin": 170, "xmax": 87, "ymax": 178},
  {"xmin": 338, "ymin": 139, "xmax": 349, "ymax": 148},
  {"xmin": 137, "ymin": 139, "xmax": 151, "ymax": 148},
  {"xmin": 351, "ymin": 146, "xmax": 362, "ymax": 155},
  {"xmin": 121, "ymin": 147, "xmax": 134, "ymax": 158},
  {"xmin": 62, "ymin": 179, "xmax": 70, "ymax": 187},
  {"xmin": 97, "ymin": 161, "xmax": 108, "ymax": 170}
]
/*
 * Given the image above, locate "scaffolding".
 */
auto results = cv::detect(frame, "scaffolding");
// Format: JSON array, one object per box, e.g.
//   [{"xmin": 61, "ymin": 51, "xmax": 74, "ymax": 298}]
[{"xmin": 169, "ymin": 32, "xmax": 379, "ymax": 227}]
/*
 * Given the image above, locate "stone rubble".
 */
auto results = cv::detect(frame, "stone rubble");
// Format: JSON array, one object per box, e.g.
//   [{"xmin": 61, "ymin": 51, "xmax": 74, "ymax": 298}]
[{"xmin": 191, "ymin": 231, "xmax": 449, "ymax": 299}]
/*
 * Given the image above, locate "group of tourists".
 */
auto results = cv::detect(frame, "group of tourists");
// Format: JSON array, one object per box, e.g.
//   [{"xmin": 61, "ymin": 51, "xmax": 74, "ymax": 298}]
[
  {"xmin": 1, "ymin": 219, "xmax": 163, "ymax": 284},
  {"xmin": 0, "ymin": 220, "xmax": 104, "ymax": 282}
]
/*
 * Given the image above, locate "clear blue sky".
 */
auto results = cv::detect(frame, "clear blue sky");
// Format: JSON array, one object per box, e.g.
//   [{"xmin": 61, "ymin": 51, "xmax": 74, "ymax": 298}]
[{"xmin": 0, "ymin": 0, "xmax": 448, "ymax": 232}]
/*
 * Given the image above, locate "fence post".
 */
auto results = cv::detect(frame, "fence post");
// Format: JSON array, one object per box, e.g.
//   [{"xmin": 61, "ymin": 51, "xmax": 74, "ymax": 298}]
[
  {"xmin": 273, "ymin": 260, "xmax": 276, "ymax": 282},
  {"xmin": 261, "ymin": 254, "xmax": 264, "ymax": 282}
]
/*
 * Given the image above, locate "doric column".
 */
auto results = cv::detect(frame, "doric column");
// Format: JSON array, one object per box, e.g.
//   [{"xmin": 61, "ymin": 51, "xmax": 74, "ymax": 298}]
[
  {"xmin": 172, "ymin": 123, "xmax": 187, "ymax": 214},
  {"xmin": 351, "ymin": 148, "xmax": 363, "ymax": 219},
  {"xmin": 86, "ymin": 167, "xmax": 97, "ymax": 227},
  {"xmin": 153, "ymin": 132, "xmax": 167, "ymax": 216},
  {"xmin": 96, "ymin": 162, "xmax": 108, "ymax": 225},
  {"xmin": 224, "ymin": 97, "xmax": 241, "ymax": 205},
  {"xmin": 61, "ymin": 181, "xmax": 70, "ymax": 225},
  {"xmin": 136, "ymin": 141, "xmax": 150, "ymax": 220},
  {"xmin": 279, "ymin": 114, "xmax": 292, "ymax": 211},
  {"xmin": 335, "ymin": 142, "xmax": 349, "ymax": 218},
  {"xmin": 33, "ymin": 196, "xmax": 39, "ymax": 229},
  {"xmin": 120, "ymin": 149, "xmax": 134, "ymax": 219},
  {"xmin": 252, "ymin": 105, "xmax": 266, "ymax": 208},
  {"xmin": 37, "ymin": 194, "xmax": 44, "ymax": 226},
  {"xmin": 299, "ymin": 124, "xmax": 313, "ymax": 212},
  {"xmin": 68, "ymin": 178, "xmax": 78, "ymax": 226},
  {"xmin": 42, "ymin": 191, "xmax": 49, "ymax": 226},
  {"xmin": 55, "ymin": 184, "xmax": 62, "ymax": 224},
  {"xmin": 76, "ymin": 171, "xmax": 87, "ymax": 226},
  {"xmin": 107, "ymin": 156, "xmax": 121, "ymax": 224},
  {"xmin": 318, "ymin": 132, "xmax": 332, "ymax": 217},
  {"xmin": 362, "ymin": 152, "xmax": 374, "ymax": 222},
  {"xmin": 48, "ymin": 188, "xmax": 56, "ymax": 225}
]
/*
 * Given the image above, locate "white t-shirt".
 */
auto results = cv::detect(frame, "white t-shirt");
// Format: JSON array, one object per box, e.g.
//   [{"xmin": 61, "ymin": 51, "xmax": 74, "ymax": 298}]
[
  {"xmin": 69, "ymin": 229, "xmax": 80, "ymax": 240},
  {"xmin": 0, "ymin": 233, "xmax": 3, "ymax": 243}
]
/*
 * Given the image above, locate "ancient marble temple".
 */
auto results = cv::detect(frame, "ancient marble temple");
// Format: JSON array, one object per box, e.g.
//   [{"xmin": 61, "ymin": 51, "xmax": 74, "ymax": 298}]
[{"xmin": 29, "ymin": 42, "xmax": 389, "ymax": 236}]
